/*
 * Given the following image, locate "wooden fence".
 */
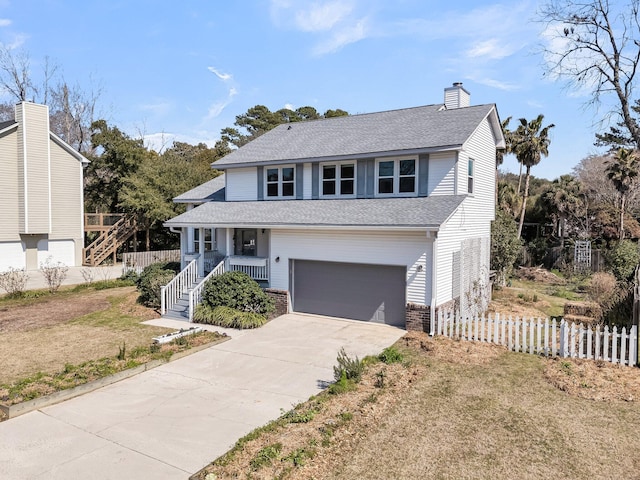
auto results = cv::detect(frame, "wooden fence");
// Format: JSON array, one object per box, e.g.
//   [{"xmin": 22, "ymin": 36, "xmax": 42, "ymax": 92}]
[
  {"xmin": 435, "ymin": 311, "xmax": 637, "ymax": 367},
  {"xmin": 122, "ymin": 249, "xmax": 181, "ymax": 274}
]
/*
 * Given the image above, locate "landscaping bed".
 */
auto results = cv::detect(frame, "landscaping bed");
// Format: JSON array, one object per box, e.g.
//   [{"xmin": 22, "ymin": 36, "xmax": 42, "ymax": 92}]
[{"xmin": 0, "ymin": 330, "xmax": 226, "ymax": 419}]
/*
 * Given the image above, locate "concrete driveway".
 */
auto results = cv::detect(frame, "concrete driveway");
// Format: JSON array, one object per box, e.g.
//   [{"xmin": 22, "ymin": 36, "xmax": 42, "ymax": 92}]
[{"xmin": 0, "ymin": 314, "xmax": 404, "ymax": 479}]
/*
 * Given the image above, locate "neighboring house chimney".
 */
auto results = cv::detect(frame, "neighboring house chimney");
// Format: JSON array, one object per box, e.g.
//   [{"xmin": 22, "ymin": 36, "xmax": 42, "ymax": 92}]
[
  {"xmin": 15, "ymin": 102, "xmax": 52, "ymax": 234},
  {"xmin": 444, "ymin": 82, "xmax": 470, "ymax": 109}
]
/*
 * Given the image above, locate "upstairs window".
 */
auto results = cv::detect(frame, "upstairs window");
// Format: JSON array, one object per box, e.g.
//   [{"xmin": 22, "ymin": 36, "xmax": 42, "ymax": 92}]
[
  {"xmin": 467, "ymin": 159, "xmax": 474, "ymax": 194},
  {"xmin": 266, "ymin": 166, "xmax": 295, "ymax": 198},
  {"xmin": 321, "ymin": 162, "xmax": 355, "ymax": 197},
  {"xmin": 376, "ymin": 157, "xmax": 417, "ymax": 196}
]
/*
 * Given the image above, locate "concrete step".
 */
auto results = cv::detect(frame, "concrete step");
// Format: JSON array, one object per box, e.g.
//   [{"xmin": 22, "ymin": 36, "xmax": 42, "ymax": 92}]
[{"xmin": 163, "ymin": 309, "xmax": 189, "ymax": 321}]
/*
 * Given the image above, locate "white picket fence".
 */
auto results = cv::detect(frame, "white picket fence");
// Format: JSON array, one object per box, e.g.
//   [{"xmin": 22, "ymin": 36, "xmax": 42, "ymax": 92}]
[{"xmin": 435, "ymin": 311, "xmax": 638, "ymax": 367}]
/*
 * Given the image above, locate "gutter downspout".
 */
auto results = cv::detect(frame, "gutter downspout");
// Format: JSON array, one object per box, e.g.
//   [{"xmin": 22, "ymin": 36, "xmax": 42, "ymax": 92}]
[{"xmin": 429, "ymin": 231, "xmax": 438, "ymax": 336}]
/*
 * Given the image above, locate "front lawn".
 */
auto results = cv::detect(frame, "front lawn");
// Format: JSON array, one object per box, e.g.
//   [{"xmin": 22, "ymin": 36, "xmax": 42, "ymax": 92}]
[
  {"xmin": 194, "ymin": 332, "xmax": 640, "ymax": 479},
  {"xmin": 0, "ymin": 284, "xmax": 168, "ymax": 384}
]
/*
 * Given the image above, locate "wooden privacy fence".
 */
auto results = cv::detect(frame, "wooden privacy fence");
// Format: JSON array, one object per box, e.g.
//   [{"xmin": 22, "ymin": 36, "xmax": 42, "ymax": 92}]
[
  {"xmin": 122, "ymin": 249, "xmax": 181, "ymax": 274},
  {"xmin": 435, "ymin": 311, "xmax": 637, "ymax": 367}
]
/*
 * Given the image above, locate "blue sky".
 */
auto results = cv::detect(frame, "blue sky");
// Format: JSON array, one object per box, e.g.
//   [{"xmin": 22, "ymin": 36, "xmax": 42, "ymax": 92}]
[{"xmin": 0, "ymin": 0, "xmax": 618, "ymax": 179}]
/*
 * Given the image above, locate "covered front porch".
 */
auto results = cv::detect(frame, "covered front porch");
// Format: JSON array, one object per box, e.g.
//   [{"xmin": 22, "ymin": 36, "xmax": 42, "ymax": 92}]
[{"xmin": 180, "ymin": 226, "xmax": 271, "ymax": 282}]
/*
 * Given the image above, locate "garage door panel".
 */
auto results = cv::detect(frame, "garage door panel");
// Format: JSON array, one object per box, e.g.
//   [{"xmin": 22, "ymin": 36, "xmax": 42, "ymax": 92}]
[{"xmin": 292, "ymin": 260, "xmax": 405, "ymax": 327}]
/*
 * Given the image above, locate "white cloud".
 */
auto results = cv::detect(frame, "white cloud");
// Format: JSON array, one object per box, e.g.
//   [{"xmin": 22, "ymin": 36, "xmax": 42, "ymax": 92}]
[
  {"xmin": 270, "ymin": 0, "xmax": 367, "ymax": 55},
  {"xmin": 0, "ymin": 19, "xmax": 11, "ymax": 27},
  {"xmin": 312, "ymin": 17, "xmax": 368, "ymax": 55},
  {"xmin": 466, "ymin": 38, "xmax": 516, "ymax": 60},
  {"xmin": 472, "ymin": 77, "xmax": 519, "ymax": 91},
  {"xmin": 139, "ymin": 101, "xmax": 171, "ymax": 116},
  {"xmin": 205, "ymin": 87, "xmax": 238, "ymax": 120},
  {"xmin": 284, "ymin": 103, "xmax": 295, "ymax": 110},
  {"xmin": 207, "ymin": 66, "xmax": 232, "ymax": 81},
  {"xmin": 294, "ymin": 1, "xmax": 353, "ymax": 32},
  {"xmin": 2, "ymin": 33, "xmax": 27, "ymax": 50},
  {"xmin": 142, "ymin": 131, "xmax": 221, "ymax": 153}
]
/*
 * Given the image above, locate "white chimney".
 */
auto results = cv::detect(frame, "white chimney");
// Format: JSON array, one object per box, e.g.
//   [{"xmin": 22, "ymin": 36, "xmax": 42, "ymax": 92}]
[{"xmin": 444, "ymin": 82, "xmax": 470, "ymax": 109}]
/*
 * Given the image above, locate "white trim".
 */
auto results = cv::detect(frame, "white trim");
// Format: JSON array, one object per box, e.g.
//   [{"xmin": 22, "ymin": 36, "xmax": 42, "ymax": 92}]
[
  {"xmin": 319, "ymin": 160, "xmax": 357, "ymax": 198},
  {"xmin": 264, "ymin": 164, "xmax": 296, "ymax": 199},
  {"xmin": 47, "ymin": 112, "xmax": 52, "ymax": 233},
  {"xmin": 21, "ymin": 102, "xmax": 29, "ymax": 233},
  {"xmin": 374, "ymin": 156, "xmax": 418, "ymax": 197},
  {"xmin": 166, "ymin": 223, "xmax": 438, "ymax": 232},
  {"xmin": 467, "ymin": 158, "xmax": 475, "ymax": 195}
]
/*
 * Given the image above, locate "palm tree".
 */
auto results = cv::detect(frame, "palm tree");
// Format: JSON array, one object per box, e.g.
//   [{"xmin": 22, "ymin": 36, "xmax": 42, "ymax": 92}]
[
  {"xmin": 512, "ymin": 114, "xmax": 555, "ymax": 238},
  {"xmin": 496, "ymin": 117, "xmax": 512, "ymax": 205},
  {"xmin": 605, "ymin": 148, "xmax": 640, "ymax": 239}
]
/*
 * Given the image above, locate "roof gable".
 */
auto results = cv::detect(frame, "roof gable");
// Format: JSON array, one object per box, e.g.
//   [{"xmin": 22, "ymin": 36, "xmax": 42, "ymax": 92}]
[{"xmin": 214, "ymin": 103, "xmax": 498, "ymax": 168}]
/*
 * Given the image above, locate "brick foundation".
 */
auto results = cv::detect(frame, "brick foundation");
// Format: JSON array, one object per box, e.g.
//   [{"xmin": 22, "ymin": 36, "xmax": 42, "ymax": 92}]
[
  {"xmin": 406, "ymin": 303, "xmax": 431, "ymax": 333},
  {"xmin": 264, "ymin": 288, "xmax": 289, "ymax": 319}
]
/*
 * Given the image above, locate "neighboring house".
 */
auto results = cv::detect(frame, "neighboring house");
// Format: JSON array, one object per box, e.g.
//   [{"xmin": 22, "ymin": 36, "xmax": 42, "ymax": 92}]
[
  {"xmin": 0, "ymin": 102, "xmax": 89, "ymax": 271},
  {"xmin": 164, "ymin": 83, "xmax": 505, "ymax": 332}
]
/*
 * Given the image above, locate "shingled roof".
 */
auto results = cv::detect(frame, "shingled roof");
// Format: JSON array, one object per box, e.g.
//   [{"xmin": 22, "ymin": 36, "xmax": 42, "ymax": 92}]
[
  {"xmin": 174, "ymin": 174, "xmax": 225, "ymax": 203},
  {"xmin": 214, "ymin": 103, "xmax": 499, "ymax": 168},
  {"xmin": 164, "ymin": 195, "xmax": 466, "ymax": 229}
]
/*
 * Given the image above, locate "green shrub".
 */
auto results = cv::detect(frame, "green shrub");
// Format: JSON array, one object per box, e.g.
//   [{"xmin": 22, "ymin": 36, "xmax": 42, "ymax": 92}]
[
  {"xmin": 201, "ymin": 271, "xmax": 274, "ymax": 315},
  {"xmin": 136, "ymin": 262, "xmax": 180, "ymax": 308},
  {"xmin": 378, "ymin": 346, "xmax": 404, "ymax": 364},
  {"xmin": 333, "ymin": 347, "xmax": 364, "ymax": 383},
  {"xmin": 605, "ymin": 240, "xmax": 640, "ymax": 281},
  {"xmin": 328, "ymin": 371, "xmax": 358, "ymax": 395},
  {"xmin": 193, "ymin": 304, "xmax": 267, "ymax": 329},
  {"xmin": 250, "ymin": 443, "xmax": 282, "ymax": 471}
]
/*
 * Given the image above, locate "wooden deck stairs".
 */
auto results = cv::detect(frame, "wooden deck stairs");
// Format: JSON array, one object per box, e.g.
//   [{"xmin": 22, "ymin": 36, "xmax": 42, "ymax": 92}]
[{"xmin": 83, "ymin": 214, "xmax": 138, "ymax": 266}]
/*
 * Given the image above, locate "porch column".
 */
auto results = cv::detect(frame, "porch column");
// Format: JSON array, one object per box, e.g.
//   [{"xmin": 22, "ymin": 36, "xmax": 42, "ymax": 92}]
[
  {"xmin": 179, "ymin": 228, "xmax": 187, "ymax": 269},
  {"xmin": 226, "ymin": 228, "xmax": 232, "ymax": 258},
  {"xmin": 186, "ymin": 204, "xmax": 195, "ymax": 254},
  {"xmin": 198, "ymin": 227, "xmax": 205, "ymax": 275}
]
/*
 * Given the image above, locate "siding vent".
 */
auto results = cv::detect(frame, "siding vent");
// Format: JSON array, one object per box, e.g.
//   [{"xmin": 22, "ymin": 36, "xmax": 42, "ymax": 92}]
[{"xmin": 444, "ymin": 82, "xmax": 470, "ymax": 109}]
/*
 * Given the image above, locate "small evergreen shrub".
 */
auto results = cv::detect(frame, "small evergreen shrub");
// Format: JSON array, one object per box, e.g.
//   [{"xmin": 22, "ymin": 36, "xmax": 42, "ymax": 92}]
[
  {"xmin": 333, "ymin": 347, "xmax": 364, "ymax": 383},
  {"xmin": 136, "ymin": 262, "xmax": 180, "ymax": 308},
  {"xmin": 193, "ymin": 304, "xmax": 267, "ymax": 329},
  {"xmin": 201, "ymin": 271, "xmax": 274, "ymax": 315},
  {"xmin": 378, "ymin": 346, "xmax": 404, "ymax": 364}
]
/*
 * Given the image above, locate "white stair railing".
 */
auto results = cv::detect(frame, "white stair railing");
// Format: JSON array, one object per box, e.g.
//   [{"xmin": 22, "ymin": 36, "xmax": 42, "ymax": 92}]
[
  {"xmin": 161, "ymin": 259, "xmax": 198, "ymax": 315},
  {"xmin": 188, "ymin": 259, "xmax": 226, "ymax": 321}
]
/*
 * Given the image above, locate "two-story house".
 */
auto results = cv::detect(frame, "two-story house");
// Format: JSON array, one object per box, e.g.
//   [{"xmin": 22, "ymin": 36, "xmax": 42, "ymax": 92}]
[
  {"xmin": 164, "ymin": 83, "xmax": 505, "ymax": 332},
  {"xmin": 0, "ymin": 102, "xmax": 88, "ymax": 272}
]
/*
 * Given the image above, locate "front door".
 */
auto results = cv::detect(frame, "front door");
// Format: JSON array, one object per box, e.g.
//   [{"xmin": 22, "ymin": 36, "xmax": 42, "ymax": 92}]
[{"xmin": 235, "ymin": 229, "xmax": 257, "ymax": 256}]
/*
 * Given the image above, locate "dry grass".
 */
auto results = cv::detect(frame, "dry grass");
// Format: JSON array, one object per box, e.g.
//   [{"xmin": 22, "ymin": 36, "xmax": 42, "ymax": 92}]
[
  {"xmin": 195, "ymin": 333, "xmax": 640, "ymax": 480},
  {"xmin": 0, "ymin": 286, "xmax": 168, "ymax": 384}
]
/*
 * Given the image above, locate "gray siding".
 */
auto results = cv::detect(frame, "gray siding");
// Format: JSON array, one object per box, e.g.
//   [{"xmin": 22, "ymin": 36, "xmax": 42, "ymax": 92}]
[
  {"xmin": 311, "ymin": 163, "xmax": 319, "ymax": 199},
  {"xmin": 418, "ymin": 154, "xmax": 429, "ymax": 196},
  {"xmin": 295, "ymin": 164, "xmax": 303, "ymax": 199}
]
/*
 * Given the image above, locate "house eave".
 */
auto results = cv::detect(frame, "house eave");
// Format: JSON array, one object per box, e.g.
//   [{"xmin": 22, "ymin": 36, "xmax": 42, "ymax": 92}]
[
  {"xmin": 50, "ymin": 133, "xmax": 90, "ymax": 164},
  {"xmin": 0, "ymin": 122, "xmax": 18, "ymax": 135},
  {"xmin": 212, "ymin": 145, "xmax": 463, "ymax": 170},
  {"xmin": 163, "ymin": 221, "xmax": 439, "ymax": 232}
]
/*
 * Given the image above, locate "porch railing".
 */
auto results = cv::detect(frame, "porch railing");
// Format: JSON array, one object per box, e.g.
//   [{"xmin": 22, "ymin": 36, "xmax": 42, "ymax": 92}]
[
  {"xmin": 227, "ymin": 256, "xmax": 269, "ymax": 281},
  {"xmin": 188, "ymin": 260, "xmax": 226, "ymax": 322},
  {"xmin": 161, "ymin": 259, "xmax": 197, "ymax": 315}
]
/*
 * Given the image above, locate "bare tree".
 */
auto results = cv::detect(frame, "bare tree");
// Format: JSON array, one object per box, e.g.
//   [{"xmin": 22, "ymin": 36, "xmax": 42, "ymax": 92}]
[
  {"xmin": 539, "ymin": 0, "xmax": 640, "ymax": 147},
  {"xmin": 0, "ymin": 46, "xmax": 102, "ymax": 154},
  {"xmin": 0, "ymin": 45, "xmax": 35, "ymax": 101},
  {"xmin": 50, "ymin": 77, "xmax": 103, "ymax": 154}
]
